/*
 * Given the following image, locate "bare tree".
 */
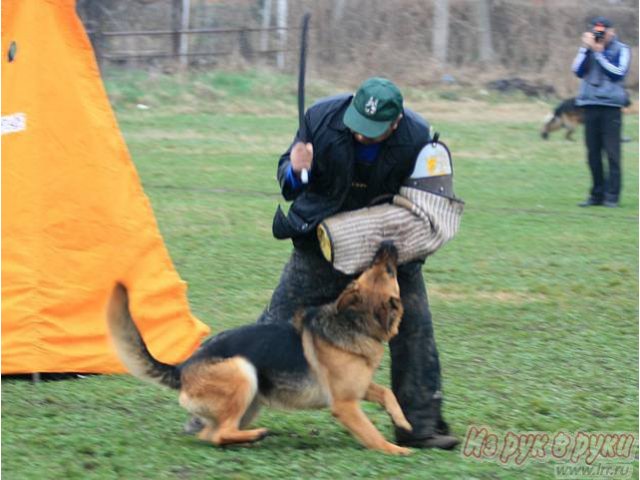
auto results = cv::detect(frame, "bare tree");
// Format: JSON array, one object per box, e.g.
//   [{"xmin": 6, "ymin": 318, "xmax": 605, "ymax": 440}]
[
  {"xmin": 260, "ymin": 0, "xmax": 272, "ymax": 52},
  {"xmin": 276, "ymin": 0, "xmax": 287, "ymax": 69},
  {"xmin": 332, "ymin": 0, "xmax": 346, "ymax": 25},
  {"xmin": 79, "ymin": 0, "xmax": 106, "ymax": 67},
  {"xmin": 432, "ymin": 0, "xmax": 449, "ymax": 64},
  {"xmin": 172, "ymin": 0, "xmax": 190, "ymax": 69},
  {"xmin": 476, "ymin": 0, "xmax": 494, "ymax": 63}
]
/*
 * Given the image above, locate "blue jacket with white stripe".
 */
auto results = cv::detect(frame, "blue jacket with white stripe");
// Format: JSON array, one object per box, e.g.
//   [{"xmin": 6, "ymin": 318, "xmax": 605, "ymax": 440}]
[{"xmin": 572, "ymin": 37, "xmax": 630, "ymax": 108}]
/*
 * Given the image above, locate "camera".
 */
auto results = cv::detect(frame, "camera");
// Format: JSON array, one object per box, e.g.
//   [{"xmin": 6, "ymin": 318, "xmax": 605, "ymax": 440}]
[{"xmin": 593, "ymin": 29, "xmax": 605, "ymax": 42}]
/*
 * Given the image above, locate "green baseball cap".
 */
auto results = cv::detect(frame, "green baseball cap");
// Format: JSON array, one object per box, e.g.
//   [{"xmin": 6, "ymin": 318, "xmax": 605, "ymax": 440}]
[{"xmin": 343, "ymin": 77, "xmax": 404, "ymax": 138}]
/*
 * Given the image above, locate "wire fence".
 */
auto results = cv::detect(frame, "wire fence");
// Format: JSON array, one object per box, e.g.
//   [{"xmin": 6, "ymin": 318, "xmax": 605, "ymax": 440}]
[
  {"xmin": 77, "ymin": 0, "xmax": 639, "ymax": 95},
  {"xmin": 87, "ymin": 26, "xmax": 304, "ymax": 67}
]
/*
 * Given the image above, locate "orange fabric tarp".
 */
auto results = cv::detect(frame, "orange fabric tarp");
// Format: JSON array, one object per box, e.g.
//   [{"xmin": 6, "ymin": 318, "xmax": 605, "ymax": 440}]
[{"xmin": 1, "ymin": 0, "xmax": 210, "ymax": 373}]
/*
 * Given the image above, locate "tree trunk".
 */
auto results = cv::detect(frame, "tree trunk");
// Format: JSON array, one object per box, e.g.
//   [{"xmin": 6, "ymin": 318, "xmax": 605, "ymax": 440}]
[
  {"xmin": 332, "ymin": 0, "xmax": 346, "ymax": 25},
  {"xmin": 276, "ymin": 0, "xmax": 287, "ymax": 69},
  {"xmin": 83, "ymin": 0, "xmax": 105, "ymax": 69},
  {"xmin": 476, "ymin": 0, "xmax": 494, "ymax": 63},
  {"xmin": 172, "ymin": 0, "xmax": 190, "ymax": 70},
  {"xmin": 260, "ymin": 0, "xmax": 272, "ymax": 52},
  {"xmin": 431, "ymin": 0, "xmax": 449, "ymax": 64}
]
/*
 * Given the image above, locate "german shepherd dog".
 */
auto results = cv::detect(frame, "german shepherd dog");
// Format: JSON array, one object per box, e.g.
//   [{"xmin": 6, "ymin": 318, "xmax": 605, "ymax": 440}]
[
  {"xmin": 541, "ymin": 98, "xmax": 584, "ymax": 141},
  {"xmin": 541, "ymin": 96, "xmax": 632, "ymax": 141},
  {"xmin": 107, "ymin": 242, "xmax": 413, "ymax": 455}
]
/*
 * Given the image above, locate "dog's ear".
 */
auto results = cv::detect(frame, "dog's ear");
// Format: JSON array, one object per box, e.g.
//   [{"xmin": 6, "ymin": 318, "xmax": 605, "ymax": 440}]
[
  {"xmin": 336, "ymin": 284, "xmax": 362, "ymax": 312},
  {"xmin": 376, "ymin": 297, "xmax": 403, "ymax": 336}
]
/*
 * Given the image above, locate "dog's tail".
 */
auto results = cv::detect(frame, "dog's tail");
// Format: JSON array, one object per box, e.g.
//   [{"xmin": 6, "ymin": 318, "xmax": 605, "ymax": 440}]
[{"xmin": 107, "ymin": 283, "xmax": 181, "ymax": 390}]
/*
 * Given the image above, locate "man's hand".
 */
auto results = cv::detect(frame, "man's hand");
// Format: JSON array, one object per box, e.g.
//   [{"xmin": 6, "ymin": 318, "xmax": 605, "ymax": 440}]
[
  {"xmin": 291, "ymin": 142, "xmax": 313, "ymax": 176},
  {"xmin": 582, "ymin": 32, "xmax": 604, "ymax": 52}
]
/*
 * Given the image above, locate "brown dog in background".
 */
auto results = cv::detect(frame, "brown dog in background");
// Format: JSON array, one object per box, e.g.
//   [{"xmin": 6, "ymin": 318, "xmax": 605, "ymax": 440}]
[{"xmin": 107, "ymin": 242, "xmax": 413, "ymax": 455}]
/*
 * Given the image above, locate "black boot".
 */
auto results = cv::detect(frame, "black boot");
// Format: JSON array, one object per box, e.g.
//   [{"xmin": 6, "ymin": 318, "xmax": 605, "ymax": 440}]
[
  {"xmin": 578, "ymin": 197, "xmax": 603, "ymax": 207},
  {"xmin": 397, "ymin": 434, "xmax": 460, "ymax": 450},
  {"xmin": 394, "ymin": 394, "xmax": 459, "ymax": 450}
]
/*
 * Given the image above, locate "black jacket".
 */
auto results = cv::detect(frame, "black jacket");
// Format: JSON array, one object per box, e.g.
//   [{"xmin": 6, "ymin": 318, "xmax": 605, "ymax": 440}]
[{"xmin": 272, "ymin": 93, "xmax": 431, "ymax": 243}]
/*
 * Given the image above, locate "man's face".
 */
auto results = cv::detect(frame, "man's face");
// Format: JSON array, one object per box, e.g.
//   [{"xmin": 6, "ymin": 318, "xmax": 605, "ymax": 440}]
[
  {"xmin": 593, "ymin": 26, "xmax": 615, "ymax": 46},
  {"xmin": 352, "ymin": 115, "xmax": 403, "ymax": 145},
  {"xmin": 604, "ymin": 28, "xmax": 615, "ymax": 45}
]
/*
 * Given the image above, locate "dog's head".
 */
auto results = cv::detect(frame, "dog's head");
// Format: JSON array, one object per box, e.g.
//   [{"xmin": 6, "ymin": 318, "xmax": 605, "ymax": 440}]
[
  {"xmin": 541, "ymin": 113, "xmax": 561, "ymax": 139},
  {"xmin": 336, "ymin": 241, "xmax": 404, "ymax": 341}
]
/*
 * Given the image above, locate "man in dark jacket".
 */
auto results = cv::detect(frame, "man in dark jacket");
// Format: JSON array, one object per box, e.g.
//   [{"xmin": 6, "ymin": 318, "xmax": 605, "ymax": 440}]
[
  {"xmin": 572, "ymin": 16, "xmax": 630, "ymax": 208},
  {"xmin": 259, "ymin": 77, "xmax": 458, "ymax": 449}
]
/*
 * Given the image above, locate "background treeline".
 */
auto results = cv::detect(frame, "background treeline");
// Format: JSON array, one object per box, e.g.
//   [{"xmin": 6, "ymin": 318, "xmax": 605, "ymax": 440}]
[{"xmin": 78, "ymin": 0, "xmax": 638, "ymax": 96}]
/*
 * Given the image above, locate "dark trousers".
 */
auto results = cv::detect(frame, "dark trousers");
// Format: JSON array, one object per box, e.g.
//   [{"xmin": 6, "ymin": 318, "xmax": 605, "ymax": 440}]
[
  {"xmin": 257, "ymin": 247, "xmax": 449, "ymax": 440},
  {"xmin": 584, "ymin": 106, "xmax": 622, "ymax": 202}
]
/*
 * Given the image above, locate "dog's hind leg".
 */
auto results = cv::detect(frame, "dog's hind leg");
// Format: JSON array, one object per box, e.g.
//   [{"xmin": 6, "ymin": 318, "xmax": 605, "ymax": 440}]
[
  {"xmin": 212, "ymin": 420, "xmax": 268, "ymax": 445},
  {"xmin": 239, "ymin": 398, "xmax": 261, "ymax": 429},
  {"xmin": 365, "ymin": 383, "xmax": 412, "ymax": 432},
  {"xmin": 181, "ymin": 357, "xmax": 268, "ymax": 446}
]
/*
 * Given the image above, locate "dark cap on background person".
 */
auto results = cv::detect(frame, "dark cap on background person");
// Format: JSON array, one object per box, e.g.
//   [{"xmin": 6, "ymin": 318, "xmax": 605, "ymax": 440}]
[
  {"xmin": 590, "ymin": 16, "xmax": 613, "ymax": 29},
  {"xmin": 343, "ymin": 77, "xmax": 404, "ymax": 138}
]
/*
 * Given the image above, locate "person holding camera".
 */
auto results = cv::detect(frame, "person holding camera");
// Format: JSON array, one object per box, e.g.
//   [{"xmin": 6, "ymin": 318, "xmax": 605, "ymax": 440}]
[{"xmin": 572, "ymin": 16, "xmax": 630, "ymax": 208}]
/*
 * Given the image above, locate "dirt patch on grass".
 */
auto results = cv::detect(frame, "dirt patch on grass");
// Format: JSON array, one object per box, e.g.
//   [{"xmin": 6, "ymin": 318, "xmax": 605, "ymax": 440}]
[
  {"xmin": 430, "ymin": 285, "xmax": 547, "ymax": 304},
  {"xmin": 411, "ymin": 99, "xmax": 552, "ymax": 124}
]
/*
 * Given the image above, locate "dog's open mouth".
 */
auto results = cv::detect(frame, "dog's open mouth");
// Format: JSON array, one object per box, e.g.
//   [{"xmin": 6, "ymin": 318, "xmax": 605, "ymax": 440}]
[{"xmin": 373, "ymin": 241, "xmax": 398, "ymax": 272}]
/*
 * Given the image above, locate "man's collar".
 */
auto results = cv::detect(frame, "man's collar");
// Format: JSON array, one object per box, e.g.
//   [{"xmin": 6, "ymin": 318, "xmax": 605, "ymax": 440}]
[
  {"xmin": 329, "ymin": 113, "xmax": 349, "ymax": 132},
  {"xmin": 328, "ymin": 96, "xmax": 352, "ymax": 132}
]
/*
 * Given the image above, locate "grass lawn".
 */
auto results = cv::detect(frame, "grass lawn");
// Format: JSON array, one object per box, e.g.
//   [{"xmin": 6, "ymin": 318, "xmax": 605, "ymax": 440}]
[{"xmin": 2, "ymin": 70, "xmax": 638, "ymax": 479}]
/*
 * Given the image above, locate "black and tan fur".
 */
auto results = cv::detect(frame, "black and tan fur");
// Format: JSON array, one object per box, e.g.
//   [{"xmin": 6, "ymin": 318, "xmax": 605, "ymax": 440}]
[
  {"xmin": 541, "ymin": 98, "xmax": 584, "ymax": 141},
  {"xmin": 107, "ymin": 243, "xmax": 413, "ymax": 455}
]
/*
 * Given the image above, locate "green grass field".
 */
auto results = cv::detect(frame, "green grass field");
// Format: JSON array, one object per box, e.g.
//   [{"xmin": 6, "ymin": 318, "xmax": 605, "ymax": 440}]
[{"xmin": 2, "ymin": 70, "xmax": 638, "ymax": 479}]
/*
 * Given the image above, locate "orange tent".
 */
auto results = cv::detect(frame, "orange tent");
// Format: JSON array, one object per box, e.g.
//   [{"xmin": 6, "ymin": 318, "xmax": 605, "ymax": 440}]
[{"xmin": 1, "ymin": 0, "xmax": 210, "ymax": 374}]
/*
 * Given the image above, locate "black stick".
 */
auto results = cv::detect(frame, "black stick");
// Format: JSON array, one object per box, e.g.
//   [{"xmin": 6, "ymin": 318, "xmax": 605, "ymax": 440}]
[{"xmin": 298, "ymin": 13, "xmax": 311, "ymax": 183}]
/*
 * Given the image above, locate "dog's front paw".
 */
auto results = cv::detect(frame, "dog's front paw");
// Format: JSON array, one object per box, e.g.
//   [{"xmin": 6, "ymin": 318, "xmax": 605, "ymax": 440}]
[
  {"xmin": 394, "ymin": 417, "xmax": 412, "ymax": 433},
  {"xmin": 383, "ymin": 442, "xmax": 413, "ymax": 456}
]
